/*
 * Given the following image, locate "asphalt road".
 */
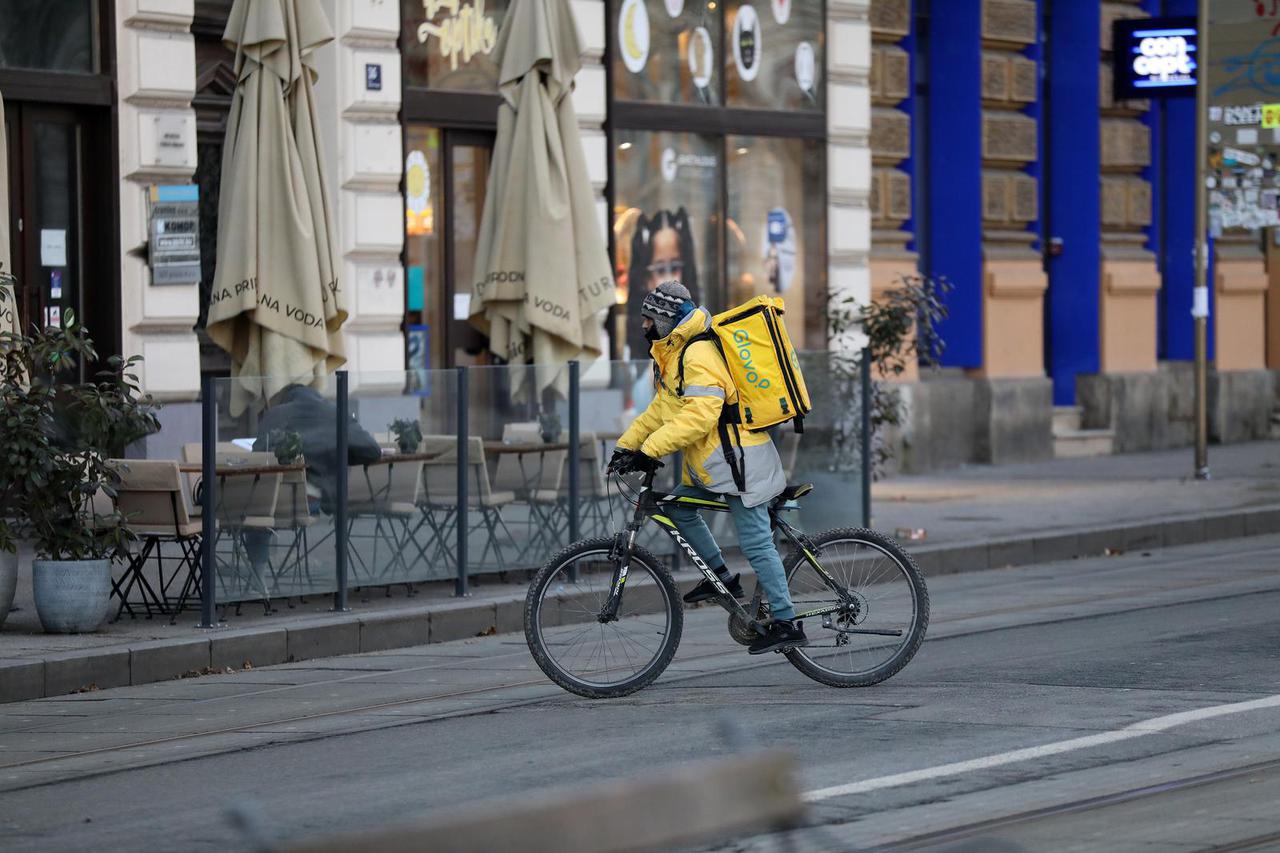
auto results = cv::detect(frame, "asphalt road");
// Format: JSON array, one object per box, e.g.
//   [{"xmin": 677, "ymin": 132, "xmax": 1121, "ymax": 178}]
[{"xmin": 3, "ymin": 535, "xmax": 1280, "ymax": 852}]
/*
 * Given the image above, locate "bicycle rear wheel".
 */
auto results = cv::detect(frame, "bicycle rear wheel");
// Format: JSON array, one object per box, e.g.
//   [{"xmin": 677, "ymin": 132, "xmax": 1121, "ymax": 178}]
[
  {"xmin": 781, "ymin": 527, "xmax": 928, "ymax": 687},
  {"xmin": 524, "ymin": 538, "xmax": 682, "ymax": 699}
]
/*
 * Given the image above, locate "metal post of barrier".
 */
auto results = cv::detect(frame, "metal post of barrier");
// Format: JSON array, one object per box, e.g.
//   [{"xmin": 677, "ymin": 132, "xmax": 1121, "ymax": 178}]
[
  {"xmin": 199, "ymin": 373, "xmax": 217, "ymax": 629},
  {"xmin": 455, "ymin": 365, "xmax": 469, "ymax": 597},
  {"xmin": 568, "ymin": 361, "xmax": 581, "ymax": 582},
  {"xmin": 334, "ymin": 370, "xmax": 350, "ymax": 612},
  {"xmin": 860, "ymin": 347, "xmax": 872, "ymax": 529}
]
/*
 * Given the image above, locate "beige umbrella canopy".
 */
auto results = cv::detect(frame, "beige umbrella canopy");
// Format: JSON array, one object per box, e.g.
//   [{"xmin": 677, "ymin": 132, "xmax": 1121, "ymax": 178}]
[
  {"xmin": 208, "ymin": 0, "xmax": 345, "ymax": 415},
  {"xmin": 0, "ymin": 92, "xmax": 17, "ymax": 340},
  {"xmin": 469, "ymin": 0, "xmax": 615, "ymax": 401}
]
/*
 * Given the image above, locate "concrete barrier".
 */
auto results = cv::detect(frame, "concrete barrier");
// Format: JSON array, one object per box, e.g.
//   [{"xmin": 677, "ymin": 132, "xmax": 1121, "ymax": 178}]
[{"xmin": 270, "ymin": 750, "xmax": 804, "ymax": 853}]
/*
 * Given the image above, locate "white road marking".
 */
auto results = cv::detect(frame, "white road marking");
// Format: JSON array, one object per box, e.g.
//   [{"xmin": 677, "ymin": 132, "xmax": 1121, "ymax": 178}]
[{"xmin": 804, "ymin": 693, "xmax": 1280, "ymax": 802}]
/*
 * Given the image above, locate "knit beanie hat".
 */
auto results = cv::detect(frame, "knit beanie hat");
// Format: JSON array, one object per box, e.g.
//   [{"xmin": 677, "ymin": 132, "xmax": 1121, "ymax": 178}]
[{"xmin": 640, "ymin": 280, "xmax": 694, "ymax": 339}]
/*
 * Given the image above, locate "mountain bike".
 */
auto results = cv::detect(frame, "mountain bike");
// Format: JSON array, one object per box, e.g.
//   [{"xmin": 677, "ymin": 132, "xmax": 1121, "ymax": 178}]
[{"xmin": 523, "ymin": 467, "xmax": 929, "ymax": 699}]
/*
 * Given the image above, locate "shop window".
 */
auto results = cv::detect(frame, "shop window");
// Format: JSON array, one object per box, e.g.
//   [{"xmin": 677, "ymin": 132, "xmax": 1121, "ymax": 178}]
[
  {"xmin": 613, "ymin": 129, "xmax": 723, "ymax": 361},
  {"xmin": 401, "ymin": 0, "xmax": 510, "ymax": 92},
  {"xmin": 612, "ymin": 0, "xmax": 721, "ymax": 105},
  {"xmin": 723, "ymin": 0, "xmax": 823, "ymax": 111},
  {"xmin": 726, "ymin": 135, "xmax": 825, "ymax": 348},
  {"xmin": 0, "ymin": 0, "xmax": 95, "ymax": 74},
  {"xmin": 404, "ymin": 126, "xmax": 444, "ymax": 363}
]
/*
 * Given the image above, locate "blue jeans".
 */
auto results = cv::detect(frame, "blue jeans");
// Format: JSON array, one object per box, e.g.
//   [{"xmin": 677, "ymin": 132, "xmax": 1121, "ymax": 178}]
[{"xmin": 668, "ymin": 484, "xmax": 796, "ymax": 621}]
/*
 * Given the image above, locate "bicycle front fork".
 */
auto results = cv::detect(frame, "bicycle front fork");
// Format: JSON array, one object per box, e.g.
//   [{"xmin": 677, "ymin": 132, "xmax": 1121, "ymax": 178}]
[{"xmin": 598, "ymin": 526, "xmax": 638, "ymax": 623}]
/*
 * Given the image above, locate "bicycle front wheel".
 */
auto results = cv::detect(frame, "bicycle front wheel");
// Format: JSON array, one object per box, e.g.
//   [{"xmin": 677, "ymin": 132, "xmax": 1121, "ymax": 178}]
[
  {"xmin": 524, "ymin": 538, "xmax": 683, "ymax": 699},
  {"xmin": 782, "ymin": 527, "xmax": 929, "ymax": 687}
]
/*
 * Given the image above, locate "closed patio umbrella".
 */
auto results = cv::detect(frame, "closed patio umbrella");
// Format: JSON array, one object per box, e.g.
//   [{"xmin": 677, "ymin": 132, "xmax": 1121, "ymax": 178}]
[
  {"xmin": 207, "ymin": 0, "xmax": 345, "ymax": 415},
  {"xmin": 469, "ymin": 0, "xmax": 614, "ymax": 401}
]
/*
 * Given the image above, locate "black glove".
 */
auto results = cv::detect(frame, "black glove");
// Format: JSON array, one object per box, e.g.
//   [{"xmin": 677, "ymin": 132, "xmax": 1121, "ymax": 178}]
[
  {"xmin": 629, "ymin": 452, "xmax": 664, "ymax": 474},
  {"xmin": 606, "ymin": 449, "xmax": 635, "ymax": 474}
]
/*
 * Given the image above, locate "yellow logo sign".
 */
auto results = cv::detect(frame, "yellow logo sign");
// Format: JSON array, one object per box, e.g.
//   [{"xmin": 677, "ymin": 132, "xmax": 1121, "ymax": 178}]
[
  {"xmin": 417, "ymin": 0, "xmax": 498, "ymax": 71},
  {"xmin": 1263, "ymin": 103, "xmax": 1280, "ymax": 129}
]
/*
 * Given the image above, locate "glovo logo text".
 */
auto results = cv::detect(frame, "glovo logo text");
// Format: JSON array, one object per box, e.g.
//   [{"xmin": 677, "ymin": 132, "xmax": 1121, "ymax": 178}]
[{"xmin": 732, "ymin": 329, "xmax": 771, "ymax": 389}]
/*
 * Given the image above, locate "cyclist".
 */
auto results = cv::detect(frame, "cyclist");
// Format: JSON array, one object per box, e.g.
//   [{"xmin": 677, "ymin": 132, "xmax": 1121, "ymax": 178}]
[{"xmin": 609, "ymin": 281, "xmax": 808, "ymax": 655}]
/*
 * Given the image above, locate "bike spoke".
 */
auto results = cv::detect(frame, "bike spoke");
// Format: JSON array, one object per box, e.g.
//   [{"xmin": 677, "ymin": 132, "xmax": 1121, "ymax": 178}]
[
  {"xmin": 533, "ymin": 548, "xmax": 675, "ymax": 690},
  {"xmin": 786, "ymin": 536, "xmax": 920, "ymax": 679}
]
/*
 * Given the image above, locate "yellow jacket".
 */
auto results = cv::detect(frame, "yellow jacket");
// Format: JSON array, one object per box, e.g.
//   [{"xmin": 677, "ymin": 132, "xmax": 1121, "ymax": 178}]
[{"xmin": 617, "ymin": 307, "xmax": 786, "ymax": 507}]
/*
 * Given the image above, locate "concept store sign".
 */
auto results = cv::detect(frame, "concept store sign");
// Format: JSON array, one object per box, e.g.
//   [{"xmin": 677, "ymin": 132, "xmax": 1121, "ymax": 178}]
[
  {"xmin": 417, "ymin": 0, "xmax": 498, "ymax": 71},
  {"xmin": 1112, "ymin": 17, "xmax": 1197, "ymax": 100}
]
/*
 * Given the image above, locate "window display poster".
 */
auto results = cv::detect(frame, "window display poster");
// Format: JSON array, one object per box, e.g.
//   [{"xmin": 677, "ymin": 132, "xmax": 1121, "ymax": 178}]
[
  {"xmin": 612, "ymin": 0, "xmax": 721, "ymax": 105},
  {"xmin": 407, "ymin": 324, "xmax": 431, "ymax": 396},
  {"xmin": 613, "ymin": 130, "xmax": 721, "ymax": 361},
  {"xmin": 727, "ymin": 136, "xmax": 825, "ymax": 348},
  {"xmin": 724, "ymin": 0, "xmax": 823, "ymax": 110}
]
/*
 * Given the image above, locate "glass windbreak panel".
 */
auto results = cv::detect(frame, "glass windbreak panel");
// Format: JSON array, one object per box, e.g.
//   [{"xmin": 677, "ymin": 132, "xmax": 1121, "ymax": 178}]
[
  {"xmin": 613, "ymin": 129, "xmax": 722, "ymax": 362},
  {"xmin": 346, "ymin": 370, "xmax": 459, "ymax": 586},
  {"xmin": 404, "ymin": 126, "xmax": 444, "ymax": 372},
  {"xmin": 465, "ymin": 364, "xmax": 575, "ymax": 575},
  {"xmin": 723, "ymin": 0, "xmax": 823, "ymax": 110},
  {"xmin": 207, "ymin": 377, "xmax": 341, "ymax": 606},
  {"xmin": 402, "ymin": 0, "xmax": 510, "ymax": 91},
  {"xmin": 612, "ymin": 0, "xmax": 720, "ymax": 105},
  {"xmin": 726, "ymin": 135, "xmax": 827, "ymax": 349},
  {"xmin": 788, "ymin": 351, "xmax": 864, "ymax": 531},
  {"xmin": 0, "ymin": 0, "xmax": 94, "ymax": 73},
  {"xmin": 599, "ymin": 359, "xmax": 681, "ymax": 561}
]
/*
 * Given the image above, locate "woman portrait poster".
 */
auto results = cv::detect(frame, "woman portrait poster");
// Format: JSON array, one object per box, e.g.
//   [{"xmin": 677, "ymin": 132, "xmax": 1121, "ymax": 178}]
[{"xmin": 623, "ymin": 207, "xmax": 700, "ymax": 361}]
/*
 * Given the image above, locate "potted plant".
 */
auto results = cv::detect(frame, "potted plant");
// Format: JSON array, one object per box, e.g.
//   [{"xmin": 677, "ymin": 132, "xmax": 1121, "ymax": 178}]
[
  {"xmin": 388, "ymin": 418, "xmax": 422, "ymax": 455},
  {"xmin": 538, "ymin": 410, "xmax": 562, "ymax": 444},
  {"xmin": 0, "ymin": 309, "xmax": 160, "ymax": 633},
  {"xmin": 269, "ymin": 428, "xmax": 303, "ymax": 466}
]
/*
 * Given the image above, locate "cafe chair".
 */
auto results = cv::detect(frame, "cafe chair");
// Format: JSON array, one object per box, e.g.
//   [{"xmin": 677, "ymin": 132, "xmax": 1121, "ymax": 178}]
[
  {"xmin": 345, "ymin": 454, "xmax": 425, "ymax": 595},
  {"xmin": 269, "ymin": 461, "xmax": 317, "ymax": 599},
  {"xmin": 107, "ymin": 459, "xmax": 203, "ymax": 624},
  {"xmin": 416, "ymin": 436, "xmax": 518, "ymax": 576}
]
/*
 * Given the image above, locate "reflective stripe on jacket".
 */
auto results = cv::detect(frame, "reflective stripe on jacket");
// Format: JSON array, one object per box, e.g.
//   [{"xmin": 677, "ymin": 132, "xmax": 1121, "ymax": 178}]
[{"xmin": 617, "ymin": 307, "xmax": 786, "ymax": 508}]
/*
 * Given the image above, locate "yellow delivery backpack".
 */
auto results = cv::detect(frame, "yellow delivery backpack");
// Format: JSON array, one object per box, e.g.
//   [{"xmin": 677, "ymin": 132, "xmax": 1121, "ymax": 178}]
[{"xmin": 677, "ymin": 295, "xmax": 812, "ymax": 432}]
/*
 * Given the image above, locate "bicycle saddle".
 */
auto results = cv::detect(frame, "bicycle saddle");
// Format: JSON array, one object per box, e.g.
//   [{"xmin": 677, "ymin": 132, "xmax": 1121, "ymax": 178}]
[{"xmin": 777, "ymin": 483, "xmax": 813, "ymax": 502}]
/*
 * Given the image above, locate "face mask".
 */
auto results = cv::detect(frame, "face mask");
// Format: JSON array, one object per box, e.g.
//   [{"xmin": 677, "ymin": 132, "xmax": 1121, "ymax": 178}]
[{"xmin": 644, "ymin": 324, "xmax": 662, "ymax": 342}]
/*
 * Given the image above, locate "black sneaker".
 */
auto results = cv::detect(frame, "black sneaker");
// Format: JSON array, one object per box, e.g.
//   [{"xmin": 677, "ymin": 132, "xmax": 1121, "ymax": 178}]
[
  {"xmin": 682, "ymin": 573, "xmax": 745, "ymax": 604},
  {"xmin": 748, "ymin": 619, "xmax": 808, "ymax": 655}
]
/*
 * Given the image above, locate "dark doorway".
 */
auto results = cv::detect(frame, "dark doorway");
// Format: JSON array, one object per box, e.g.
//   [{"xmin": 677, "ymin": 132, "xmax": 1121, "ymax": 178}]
[{"xmin": 4, "ymin": 99, "xmax": 116, "ymax": 361}]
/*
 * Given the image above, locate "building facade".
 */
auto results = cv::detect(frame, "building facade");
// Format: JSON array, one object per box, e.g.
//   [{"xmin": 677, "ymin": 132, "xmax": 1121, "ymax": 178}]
[{"xmin": 2, "ymin": 0, "xmax": 1276, "ymax": 470}]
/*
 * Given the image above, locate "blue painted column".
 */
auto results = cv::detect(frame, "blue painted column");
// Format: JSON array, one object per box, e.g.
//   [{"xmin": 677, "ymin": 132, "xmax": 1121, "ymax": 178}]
[
  {"xmin": 1044, "ymin": 0, "xmax": 1101, "ymax": 406},
  {"xmin": 1158, "ymin": 0, "xmax": 1211, "ymax": 362},
  {"xmin": 925, "ymin": 1, "xmax": 983, "ymax": 369}
]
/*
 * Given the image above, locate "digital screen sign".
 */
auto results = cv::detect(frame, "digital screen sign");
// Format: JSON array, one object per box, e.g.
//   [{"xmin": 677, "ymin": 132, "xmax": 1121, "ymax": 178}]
[{"xmin": 1112, "ymin": 17, "xmax": 1197, "ymax": 101}]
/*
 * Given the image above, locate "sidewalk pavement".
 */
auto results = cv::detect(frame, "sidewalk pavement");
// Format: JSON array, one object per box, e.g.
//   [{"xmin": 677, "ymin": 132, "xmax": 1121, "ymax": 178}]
[{"xmin": 2, "ymin": 440, "xmax": 1278, "ymax": 704}]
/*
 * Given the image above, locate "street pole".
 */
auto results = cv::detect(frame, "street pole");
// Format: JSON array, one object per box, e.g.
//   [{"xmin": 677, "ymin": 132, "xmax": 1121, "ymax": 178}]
[{"xmin": 1192, "ymin": 0, "xmax": 1210, "ymax": 481}]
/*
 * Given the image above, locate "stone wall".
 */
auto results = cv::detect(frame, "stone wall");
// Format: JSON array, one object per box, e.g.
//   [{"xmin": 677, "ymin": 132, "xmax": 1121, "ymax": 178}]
[{"xmin": 115, "ymin": 0, "xmax": 201, "ymax": 400}]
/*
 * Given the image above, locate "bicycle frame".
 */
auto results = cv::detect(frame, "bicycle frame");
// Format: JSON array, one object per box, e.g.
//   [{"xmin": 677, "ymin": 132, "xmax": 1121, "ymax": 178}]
[{"xmin": 598, "ymin": 470, "xmax": 856, "ymax": 629}]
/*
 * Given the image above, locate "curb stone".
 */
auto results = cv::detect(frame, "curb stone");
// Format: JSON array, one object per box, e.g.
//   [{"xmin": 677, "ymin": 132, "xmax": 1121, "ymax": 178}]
[{"xmin": 1, "ymin": 503, "xmax": 1278, "ymax": 705}]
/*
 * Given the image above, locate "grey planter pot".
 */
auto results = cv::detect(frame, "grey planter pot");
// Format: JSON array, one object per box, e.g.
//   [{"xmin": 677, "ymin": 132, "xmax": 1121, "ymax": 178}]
[
  {"xmin": 32, "ymin": 559, "xmax": 112, "ymax": 634},
  {"xmin": 0, "ymin": 550, "xmax": 17, "ymax": 630}
]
